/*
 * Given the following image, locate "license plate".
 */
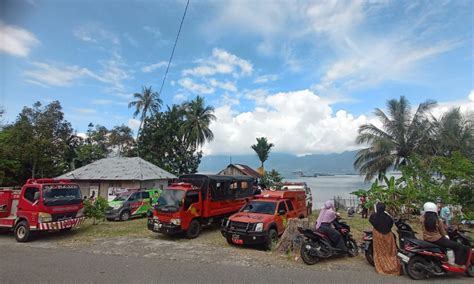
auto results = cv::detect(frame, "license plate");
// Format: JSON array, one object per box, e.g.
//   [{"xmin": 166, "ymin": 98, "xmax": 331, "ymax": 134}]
[
  {"xmin": 154, "ymin": 223, "xmax": 162, "ymax": 230},
  {"xmin": 397, "ymin": 252, "xmax": 410, "ymax": 263},
  {"xmin": 232, "ymin": 234, "xmax": 243, "ymax": 244}
]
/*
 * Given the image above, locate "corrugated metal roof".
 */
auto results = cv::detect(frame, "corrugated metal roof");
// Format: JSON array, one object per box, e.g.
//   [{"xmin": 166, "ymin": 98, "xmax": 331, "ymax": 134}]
[{"xmin": 57, "ymin": 157, "xmax": 177, "ymax": 181}]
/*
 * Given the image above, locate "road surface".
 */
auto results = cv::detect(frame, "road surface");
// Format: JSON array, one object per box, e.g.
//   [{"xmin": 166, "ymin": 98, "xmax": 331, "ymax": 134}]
[{"xmin": 0, "ymin": 243, "xmax": 471, "ymax": 283}]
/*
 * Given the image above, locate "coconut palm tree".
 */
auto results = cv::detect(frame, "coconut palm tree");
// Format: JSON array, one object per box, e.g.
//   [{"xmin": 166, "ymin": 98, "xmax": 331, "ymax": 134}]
[
  {"xmin": 251, "ymin": 137, "xmax": 274, "ymax": 169},
  {"xmin": 432, "ymin": 107, "xmax": 474, "ymax": 158},
  {"xmin": 181, "ymin": 96, "xmax": 216, "ymax": 148},
  {"xmin": 354, "ymin": 96, "xmax": 436, "ymax": 181},
  {"xmin": 128, "ymin": 86, "xmax": 163, "ymax": 140}
]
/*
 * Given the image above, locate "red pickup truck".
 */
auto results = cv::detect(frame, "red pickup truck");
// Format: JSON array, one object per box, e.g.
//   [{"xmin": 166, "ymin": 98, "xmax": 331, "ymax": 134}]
[
  {"xmin": 148, "ymin": 174, "xmax": 257, "ymax": 239},
  {"xmin": 0, "ymin": 179, "xmax": 85, "ymax": 242},
  {"xmin": 221, "ymin": 190, "xmax": 307, "ymax": 249}
]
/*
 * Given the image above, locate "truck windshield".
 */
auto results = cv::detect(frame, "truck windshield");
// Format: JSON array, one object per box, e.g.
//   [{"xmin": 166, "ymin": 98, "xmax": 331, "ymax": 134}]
[
  {"xmin": 113, "ymin": 194, "xmax": 130, "ymax": 202},
  {"xmin": 155, "ymin": 189, "xmax": 185, "ymax": 212},
  {"xmin": 241, "ymin": 201, "xmax": 276, "ymax": 215},
  {"xmin": 43, "ymin": 185, "xmax": 82, "ymax": 206}
]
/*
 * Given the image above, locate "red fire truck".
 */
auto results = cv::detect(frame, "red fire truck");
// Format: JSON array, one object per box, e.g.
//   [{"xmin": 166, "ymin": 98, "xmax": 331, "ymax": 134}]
[
  {"xmin": 0, "ymin": 179, "xmax": 85, "ymax": 242},
  {"xmin": 148, "ymin": 174, "xmax": 257, "ymax": 239},
  {"xmin": 221, "ymin": 190, "xmax": 307, "ymax": 249}
]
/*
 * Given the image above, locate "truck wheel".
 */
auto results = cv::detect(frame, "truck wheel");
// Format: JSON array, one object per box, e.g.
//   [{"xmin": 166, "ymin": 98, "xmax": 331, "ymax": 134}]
[
  {"xmin": 14, "ymin": 221, "xmax": 31, "ymax": 242},
  {"xmin": 186, "ymin": 219, "xmax": 201, "ymax": 239},
  {"xmin": 264, "ymin": 229, "xmax": 278, "ymax": 250},
  {"xmin": 120, "ymin": 210, "xmax": 131, "ymax": 221},
  {"xmin": 226, "ymin": 236, "xmax": 234, "ymax": 245}
]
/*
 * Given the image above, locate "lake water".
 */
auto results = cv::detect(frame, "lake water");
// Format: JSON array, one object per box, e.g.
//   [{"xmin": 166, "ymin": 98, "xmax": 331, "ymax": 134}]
[{"xmin": 284, "ymin": 175, "xmax": 371, "ymax": 209}]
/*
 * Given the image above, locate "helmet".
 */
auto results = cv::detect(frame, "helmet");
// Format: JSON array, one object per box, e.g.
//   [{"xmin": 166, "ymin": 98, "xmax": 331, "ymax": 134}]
[{"xmin": 423, "ymin": 202, "xmax": 438, "ymax": 213}]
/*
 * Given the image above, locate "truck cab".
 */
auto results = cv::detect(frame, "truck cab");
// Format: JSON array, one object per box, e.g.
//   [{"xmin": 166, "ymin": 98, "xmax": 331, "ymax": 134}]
[
  {"xmin": 221, "ymin": 190, "xmax": 307, "ymax": 250},
  {"xmin": 282, "ymin": 182, "xmax": 313, "ymax": 215},
  {"xmin": 148, "ymin": 174, "xmax": 257, "ymax": 239},
  {"xmin": 0, "ymin": 179, "xmax": 85, "ymax": 242}
]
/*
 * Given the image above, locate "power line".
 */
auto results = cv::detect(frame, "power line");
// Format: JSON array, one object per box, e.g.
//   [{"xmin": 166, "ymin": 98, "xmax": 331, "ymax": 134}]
[{"xmin": 158, "ymin": 0, "xmax": 190, "ymax": 98}]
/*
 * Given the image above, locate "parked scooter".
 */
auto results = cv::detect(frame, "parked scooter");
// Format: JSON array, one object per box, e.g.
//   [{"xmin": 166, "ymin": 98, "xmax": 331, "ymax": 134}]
[
  {"xmin": 362, "ymin": 218, "xmax": 474, "ymax": 279},
  {"xmin": 298, "ymin": 216, "xmax": 359, "ymax": 265}
]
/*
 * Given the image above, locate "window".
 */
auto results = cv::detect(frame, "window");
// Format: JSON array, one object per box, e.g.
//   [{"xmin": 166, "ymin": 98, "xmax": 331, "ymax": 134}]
[
  {"xmin": 142, "ymin": 192, "xmax": 150, "ymax": 199},
  {"xmin": 184, "ymin": 191, "xmax": 199, "ymax": 210},
  {"xmin": 285, "ymin": 200, "xmax": 294, "ymax": 211},
  {"xmin": 277, "ymin": 202, "xmax": 287, "ymax": 214},
  {"xmin": 129, "ymin": 192, "xmax": 140, "ymax": 201},
  {"xmin": 24, "ymin": 187, "xmax": 39, "ymax": 203}
]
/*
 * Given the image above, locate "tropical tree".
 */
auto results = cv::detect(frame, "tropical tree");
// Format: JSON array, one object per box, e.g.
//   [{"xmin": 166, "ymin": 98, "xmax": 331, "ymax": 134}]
[
  {"xmin": 251, "ymin": 137, "xmax": 274, "ymax": 169},
  {"xmin": 181, "ymin": 96, "xmax": 216, "ymax": 148},
  {"xmin": 432, "ymin": 108, "xmax": 473, "ymax": 159},
  {"xmin": 354, "ymin": 96, "xmax": 436, "ymax": 181},
  {"xmin": 128, "ymin": 86, "xmax": 163, "ymax": 139}
]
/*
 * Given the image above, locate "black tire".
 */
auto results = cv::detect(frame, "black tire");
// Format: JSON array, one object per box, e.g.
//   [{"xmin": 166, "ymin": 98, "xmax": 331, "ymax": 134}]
[
  {"xmin": 226, "ymin": 236, "xmax": 234, "ymax": 245},
  {"xmin": 300, "ymin": 240, "xmax": 319, "ymax": 265},
  {"xmin": 406, "ymin": 256, "xmax": 429, "ymax": 280},
  {"xmin": 120, "ymin": 210, "xmax": 130, "ymax": 221},
  {"xmin": 365, "ymin": 243, "xmax": 375, "ymax": 266},
  {"xmin": 264, "ymin": 229, "xmax": 278, "ymax": 250},
  {"xmin": 347, "ymin": 238, "xmax": 359, "ymax": 257},
  {"xmin": 14, "ymin": 221, "xmax": 31, "ymax": 242},
  {"xmin": 186, "ymin": 219, "xmax": 201, "ymax": 239},
  {"xmin": 466, "ymin": 262, "xmax": 474, "ymax": 277},
  {"xmin": 60, "ymin": 227, "xmax": 72, "ymax": 232}
]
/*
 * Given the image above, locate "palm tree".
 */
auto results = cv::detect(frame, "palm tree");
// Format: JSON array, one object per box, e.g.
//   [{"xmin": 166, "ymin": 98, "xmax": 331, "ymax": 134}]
[
  {"xmin": 432, "ymin": 107, "xmax": 474, "ymax": 158},
  {"xmin": 181, "ymin": 96, "xmax": 216, "ymax": 148},
  {"xmin": 251, "ymin": 137, "xmax": 274, "ymax": 169},
  {"xmin": 128, "ymin": 86, "xmax": 163, "ymax": 140},
  {"xmin": 354, "ymin": 96, "xmax": 436, "ymax": 181}
]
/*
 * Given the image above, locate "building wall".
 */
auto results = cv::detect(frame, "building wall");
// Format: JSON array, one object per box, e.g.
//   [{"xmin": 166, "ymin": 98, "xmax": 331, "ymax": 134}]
[
  {"xmin": 75, "ymin": 179, "xmax": 169, "ymax": 198},
  {"xmin": 218, "ymin": 167, "xmax": 244, "ymax": 176}
]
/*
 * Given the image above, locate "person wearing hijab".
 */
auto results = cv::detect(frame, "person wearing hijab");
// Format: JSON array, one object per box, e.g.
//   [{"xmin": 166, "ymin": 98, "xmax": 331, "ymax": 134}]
[
  {"xmin": 369, "ymin": 202, "xmax": 401, "ymax": 275},
  {"xmin": 315, "ymin": 200, "xmax": 347, "ymax": 252}
]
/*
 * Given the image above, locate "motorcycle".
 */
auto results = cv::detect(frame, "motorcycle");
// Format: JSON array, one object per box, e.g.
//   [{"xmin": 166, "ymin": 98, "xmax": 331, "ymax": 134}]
[
  {"xmin": 361, "ymin": 218, "xmax": 416, "ymax": 267},
  {"xmin": 298, "ymin": 216, "xmax": 359, "ymax": 265},
  {"xmin": 362, "ymin": 218, "xmax": 474, "ymax": 279}
]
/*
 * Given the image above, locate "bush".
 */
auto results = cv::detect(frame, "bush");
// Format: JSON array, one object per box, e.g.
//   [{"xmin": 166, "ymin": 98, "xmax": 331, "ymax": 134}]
[{"xmin": 83, "ymin": 196, "xmax": 108, "ymax": 225}]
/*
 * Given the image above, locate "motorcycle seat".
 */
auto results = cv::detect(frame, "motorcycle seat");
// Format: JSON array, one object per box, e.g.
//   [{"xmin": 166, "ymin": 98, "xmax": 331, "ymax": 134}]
[{"xmin": 407, "ymin": 238, "xmax": 443, "ymax": 249}]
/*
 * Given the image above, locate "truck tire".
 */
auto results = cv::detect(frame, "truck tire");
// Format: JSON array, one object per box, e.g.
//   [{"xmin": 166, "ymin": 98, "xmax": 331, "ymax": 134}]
[
  {"xmin": 264, "ymin": 229, "xmax": 278, "ymax": 250},
  {"xmin": 120, "ymin": 210, "xmax": 131, "ymax": 221},
  {"xmin": 14, "ymin": 220, "xmax": 31, "ymax": 242},
  {"xmin": 186, "ymin": 219, "xmax": 201, "ymax": 239}
]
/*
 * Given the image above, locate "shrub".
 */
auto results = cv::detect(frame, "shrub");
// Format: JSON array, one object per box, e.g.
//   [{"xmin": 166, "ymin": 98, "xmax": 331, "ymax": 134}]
[{"xmin": 83, "ymin": 196, "xmax": 108, "ymax": 225}]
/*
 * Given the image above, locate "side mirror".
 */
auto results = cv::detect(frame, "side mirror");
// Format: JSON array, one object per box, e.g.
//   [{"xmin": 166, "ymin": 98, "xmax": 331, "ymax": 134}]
[{"xmin": 179, "ymin": 200, "xmax": 184, "ymax": 207}]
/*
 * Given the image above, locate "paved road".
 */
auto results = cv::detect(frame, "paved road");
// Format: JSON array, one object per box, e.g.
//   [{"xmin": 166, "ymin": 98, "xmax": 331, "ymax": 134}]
[{"xmin": 0, "ymin": 244, "xmax": 471, "ymax": 283}]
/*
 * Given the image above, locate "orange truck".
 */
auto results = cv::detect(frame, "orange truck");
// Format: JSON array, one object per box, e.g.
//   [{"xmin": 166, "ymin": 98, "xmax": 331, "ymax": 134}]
[
  {"xmin": 221, "ymin": 190, "xmax": 307, "ymax": 249},
  {"xmin": 0, "ymin": 179, "xmax": 85, "ymax": 242}
]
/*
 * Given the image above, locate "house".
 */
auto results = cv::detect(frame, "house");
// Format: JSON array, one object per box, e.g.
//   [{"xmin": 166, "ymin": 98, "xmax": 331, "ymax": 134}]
[
  {"xmin": 217, "ymin": 164, "xmax": 262, "ymax": 178},
  {"xmin": 57, "ymin": 157, "xmax": 177, "ymax": 198}
]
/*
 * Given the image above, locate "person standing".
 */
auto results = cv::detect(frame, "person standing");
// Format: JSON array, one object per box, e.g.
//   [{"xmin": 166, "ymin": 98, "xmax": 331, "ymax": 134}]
[
  {"xmin": 439, "ymin": 200, "xmax": 452, "ymax": 226},
  {"xmin": 369, "ymin": 202, "xmax": 402, "ymax": 275},
  {"xmin": 360, "ymin": 195, "xmax": 368, "ymax": 219}
]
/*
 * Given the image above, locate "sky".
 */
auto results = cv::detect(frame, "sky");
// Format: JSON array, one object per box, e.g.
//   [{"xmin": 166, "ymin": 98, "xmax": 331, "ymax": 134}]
[{"xmin": 1, "ymin": 0, "xmax": 473, "ymax": 156}]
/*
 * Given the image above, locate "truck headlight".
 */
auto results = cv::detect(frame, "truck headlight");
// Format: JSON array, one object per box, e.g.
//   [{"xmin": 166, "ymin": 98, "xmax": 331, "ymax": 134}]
[
  {"xmin": 255, "ymin": 223, "xmax": 264, "ymax": 232},
  {"xmin": 76, "ymin": 208, "xmax": 85, "ymax": 218},
  {"xmin": 170, "ymin": 218, "xmax": 181, "ymax": 226},
  {"xmin": 38, "ymin": 212, "xmax": 52, "ymax": 223}
]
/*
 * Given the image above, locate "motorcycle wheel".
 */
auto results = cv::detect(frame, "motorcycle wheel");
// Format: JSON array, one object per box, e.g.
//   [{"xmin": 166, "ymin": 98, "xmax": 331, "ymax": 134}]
[
  {"xmin": 347, "ymin": 238, "xmax": 359, "ymax": 257},
  {"xmin": 406, "ymin": 256, "xmax": 429, "ymax": 280},
  {"xmin": 300, "ymin": 240, "xmax": 320, "ymax": 265},
  {"xmin": 365, "ymin": 243, "xmax": 375, "ymax": 266},
  {"xmin": 466, "ymin": 262, "xmax": 474, "ymax": 277}
]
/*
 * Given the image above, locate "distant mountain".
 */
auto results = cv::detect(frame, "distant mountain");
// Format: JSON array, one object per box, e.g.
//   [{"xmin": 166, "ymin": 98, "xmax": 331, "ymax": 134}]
[{"xmin": 198, "ymin": 150, "xmax": 359, "ymax": 177}]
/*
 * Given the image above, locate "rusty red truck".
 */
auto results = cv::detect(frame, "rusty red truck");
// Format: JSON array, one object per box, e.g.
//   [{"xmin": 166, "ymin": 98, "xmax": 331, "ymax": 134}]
[
  {"xmin": 148, "ymin": 174, "xmax": 257, "ymax": 239},
  {"xmin": 221, "ymin": 190, "xmax": 308, "ymax": 249},
  {"xmin": 0, "ymin": 179, "xmax": 85, "ymax": 242}
]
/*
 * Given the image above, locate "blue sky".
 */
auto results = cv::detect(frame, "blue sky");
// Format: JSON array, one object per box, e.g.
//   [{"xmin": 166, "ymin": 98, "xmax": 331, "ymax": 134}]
[{"xmin": 1, "ymin": 0, "xmax": 473, "ymax": 155}]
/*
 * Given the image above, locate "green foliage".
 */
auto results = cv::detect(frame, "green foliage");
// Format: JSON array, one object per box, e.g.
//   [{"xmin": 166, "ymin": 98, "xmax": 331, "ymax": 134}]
[
  {"xmin": 181, "ymin": 96, "xmax": 216, "ymax": 148},
  {"xmin": 128, "ymin": 86, "xmax": 163, "ymax": 140},
  {"xmin": 83, "ymin": 196, "xmax": 108, "ymax": 225},
  {"xmin": 251, "ymin": 137, "xmax": 274, "ymax": 168},
  {"xmin": 261, "ymin": 169, "xmax": 283, "ymax": 189}
]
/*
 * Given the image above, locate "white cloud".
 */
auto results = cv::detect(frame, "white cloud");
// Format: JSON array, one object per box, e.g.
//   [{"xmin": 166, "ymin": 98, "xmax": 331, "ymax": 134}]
[
  {"xmin": 0, "ymin": 22, "xmax": 39, "ymax": 57},
  {"xmin": 254, "ymin": 74, "xmax": 279, "ymax": 84},
  {"xmin": 202, "ymin": 89, "xmax": 368, "ymax": 155},
  {"xmin": 24, "ymin": 62, "xmax": 94, "ymax": 86},
  {"xmin": 91, "ymin": 53, "xmax": 131, "ymax": 93},
  {"xmin": 91, "ymin": 99, "xmax": 127, "ymax": 106},
  {"xmin": 75, "ymin": 108, "xmax": 97, "ymax": 114},
  {"xmin": 141, "ymin": 61, "xmax": 167, "ymax": 73},
  {"xmin": 178, "ymin": 78, "xmax": 215, "ymax": 94},
  {"xmin": 208, "ymin": 78, "xmax": 237, "ymax": 92},
  {"xmin": 469, "ymin": 90, "xmax": 474, "ymax": 102},
  {"xmin": 183, "ymin": 48, "xmax": 253, "ymax": 78},
  {"xmin": 127, "ymin": 118, "xmax": 141, "ymax": 132},
  {"xmin": 73, "ymin": 23, "xmax": 120, "ymax": 45},
  {"xmin": 431, "ymin": 92, "xmax": 474, "ymax": 119}
]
